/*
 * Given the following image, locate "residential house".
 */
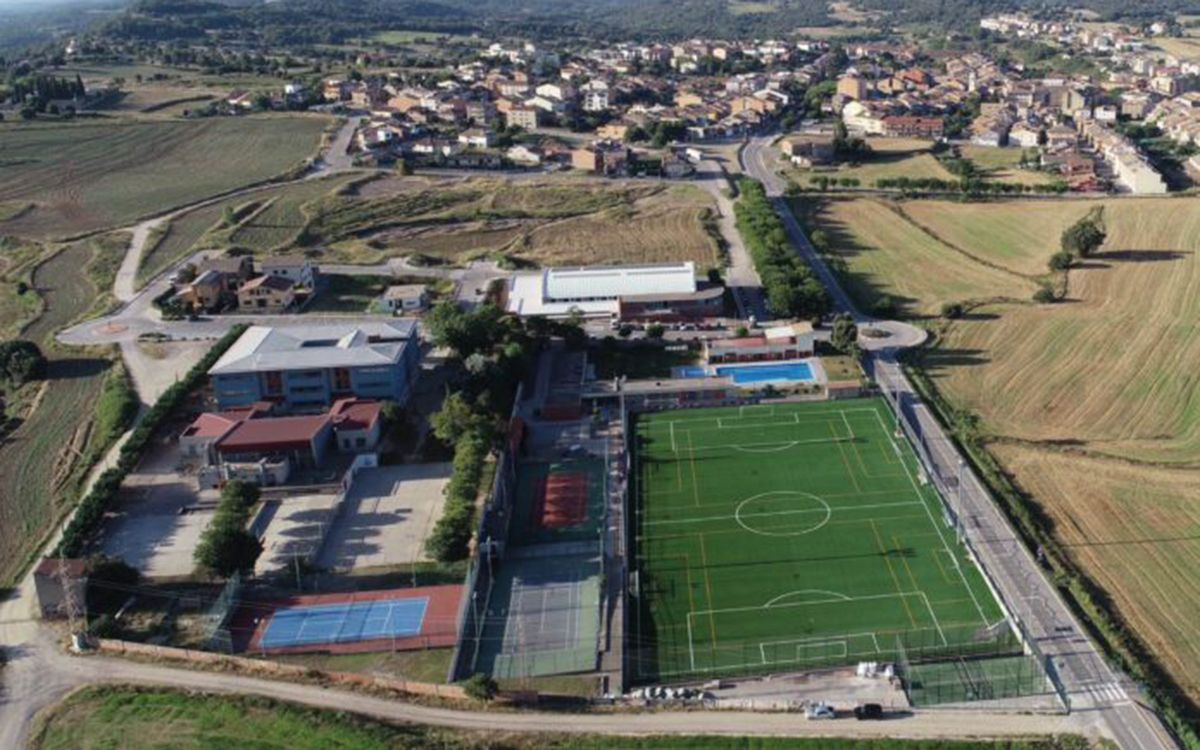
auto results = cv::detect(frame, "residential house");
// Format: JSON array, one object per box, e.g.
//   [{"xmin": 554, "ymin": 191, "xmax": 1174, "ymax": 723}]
[
  {"xmin": 175, "ymin": 269, "xmax": 228, "ymax": 313},
  {"xmin": 505, "ymin": 106, "xmax": 540, "ymax": 130},
  {"xmin": 261, "ymin": 255, "xmax": 318, "ymax": 289},
  {"xmin": 380, "ymin": 284, "xmax": 429, "ymax": 314},
  {"xmin": 572, "ymin": 141, "xmax": 630, "ymax": 175},
  {"xmin": 881, "ymin": 115, "xmax": 944, "ymax": 139},
  {"xmin": 238, "ymin": 275, "xmax": 297, "ymax": 313},
  {"xmin": 780, "ymin": 133, "xmax": 835, "ymax": 167}
]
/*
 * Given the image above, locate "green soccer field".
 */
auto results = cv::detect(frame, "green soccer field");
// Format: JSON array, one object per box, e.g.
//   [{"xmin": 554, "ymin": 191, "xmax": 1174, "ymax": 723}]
[{"xmin": 630, "ymin": 398, "xmax": 1010, "ymax": 683}]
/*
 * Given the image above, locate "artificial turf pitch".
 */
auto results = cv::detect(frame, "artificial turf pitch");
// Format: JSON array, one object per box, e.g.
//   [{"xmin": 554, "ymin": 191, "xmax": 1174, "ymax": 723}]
[{"xmin": 631, "ymin": 398, "xmax": 1008, "ymax": 683}]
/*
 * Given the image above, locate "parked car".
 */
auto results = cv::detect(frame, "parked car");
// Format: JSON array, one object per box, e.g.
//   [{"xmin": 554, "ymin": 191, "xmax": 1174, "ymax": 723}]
[
  {"xmin": 854, "ymin": 703, "xmax": 884, "ymax": 720},
  {"xmin": 805, "ymin": 702, "xmax": 836, "ymax": 720}
]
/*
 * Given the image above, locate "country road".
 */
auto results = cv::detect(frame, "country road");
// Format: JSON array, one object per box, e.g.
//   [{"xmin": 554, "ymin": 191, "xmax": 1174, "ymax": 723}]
[{"xmin": 741, "ymin": 132, "xmax": 1179, "ymax": 750}]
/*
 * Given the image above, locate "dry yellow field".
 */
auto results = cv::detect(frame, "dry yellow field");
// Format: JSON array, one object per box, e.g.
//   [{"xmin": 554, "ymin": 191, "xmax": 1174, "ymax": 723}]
[
  {"xmin": 803, "ymin": 197, "xmax": 1043, "ymax": 315},
  {"xmin": 865, "ymin": 196, "xmax": 1200, "ymax": 704}
]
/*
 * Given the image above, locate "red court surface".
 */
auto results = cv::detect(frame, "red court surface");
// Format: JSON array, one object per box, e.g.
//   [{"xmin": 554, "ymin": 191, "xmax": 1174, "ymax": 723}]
[
  {"xmin": 233, "ymin": 584, "xmax": 462, "ymax": 655},
  {"xmin": 534, "ymin": 471, "xmax": 589, "ymax": 530}
]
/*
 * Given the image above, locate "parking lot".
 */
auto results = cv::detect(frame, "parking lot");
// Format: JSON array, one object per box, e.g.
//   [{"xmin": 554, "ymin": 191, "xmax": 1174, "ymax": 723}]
[{"xmin": 316, "ymin": 463, "xmax": 452, "ymax": 572}]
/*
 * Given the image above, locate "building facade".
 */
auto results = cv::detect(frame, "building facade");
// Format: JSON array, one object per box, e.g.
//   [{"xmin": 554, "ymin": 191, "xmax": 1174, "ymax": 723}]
[{"xmin": 209, "ymin": 321, "xmax": 422, "ymax": 410}]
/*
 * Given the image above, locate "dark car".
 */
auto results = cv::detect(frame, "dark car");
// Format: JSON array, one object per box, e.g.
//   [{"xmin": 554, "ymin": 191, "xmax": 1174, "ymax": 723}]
[{"xmin": 854, "ymin": 703, "xmax": 884, "ymax": 720}]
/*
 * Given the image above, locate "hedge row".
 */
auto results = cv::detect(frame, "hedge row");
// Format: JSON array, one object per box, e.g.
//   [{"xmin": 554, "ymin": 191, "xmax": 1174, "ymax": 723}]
[
  {"xmin": 57, "ymin": 325, "xmax": 248, "ymax": 558},
  {"xmin": 734, "ymin": 178, "xmax": 831, "ymax": 321},
  {"xmin": 903, "ymin": 355, "xmax": 1199, "ymax": 750},
  {"xmin": 873, "ymin": 175, "xmax": 1069, "ymax": 195},
  {"xmin": 425, "ymin": 430, "xmax": 489, "ymax": 563}
]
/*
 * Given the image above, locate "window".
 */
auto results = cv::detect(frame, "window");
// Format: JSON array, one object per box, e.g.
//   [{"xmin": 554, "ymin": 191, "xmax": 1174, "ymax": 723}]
[
  {"xmin": 333, "ymin": 368, "xmax": 352, "ymax": 392},
  {"xmin": 263, "ymin": 371, "xmax": 283, "ymax": 395}
]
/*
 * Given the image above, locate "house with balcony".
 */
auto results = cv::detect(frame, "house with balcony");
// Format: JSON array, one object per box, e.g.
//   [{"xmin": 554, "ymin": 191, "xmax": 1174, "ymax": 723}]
[{"xmin": 209, "ymin": 321, "xmax": 421, "ymax": 410}]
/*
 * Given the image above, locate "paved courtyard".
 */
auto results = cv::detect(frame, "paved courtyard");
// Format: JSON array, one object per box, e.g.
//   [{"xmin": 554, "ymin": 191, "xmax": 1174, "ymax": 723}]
[{"xmin": 316, "ymin": 464, "xmax": 452, "ymax": 572}]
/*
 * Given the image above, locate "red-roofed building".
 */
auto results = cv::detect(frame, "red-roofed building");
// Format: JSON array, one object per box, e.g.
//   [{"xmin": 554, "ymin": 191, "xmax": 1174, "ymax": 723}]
[
  {"xmin": 216, "ymin": 414, "xmax": 333, "ymax": 468},
  {"xmin": 881, "ymin": 115, "xmax": 944, "ymax": 139},
  {"xmin": 704, "ymin": 323, "xmax": 815, "ymax": 364},
  {"xmin": 329, "ymin": 398, "xmax": 384, "ymax": 453},
  {"xmin": 181, "ymin": 400, "xmax": 385, "ymax": 486}
]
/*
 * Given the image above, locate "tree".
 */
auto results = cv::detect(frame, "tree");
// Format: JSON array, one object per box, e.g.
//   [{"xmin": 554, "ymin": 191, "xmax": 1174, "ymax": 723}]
[
  {"xmin": 220, "ymin": 479, "xmax": 260, "ymax": 511},
  {"xmin": 1061, "ymin": 210, "xmax": 1106, "ymax": 258},
  {"xmin": 425, "ymin": 303, "xmax": 503, "ymax": 359},
  {"xmin": 194, "ymin": 517, "xmax": 262, "ymax": 577},
  {"xmin": 430, "ymin": 392, "xmax": 491, "ymax": 444},
  {"xmin": 0, "ymin": 340, "xmax": 47, "ymax": 385},
  {"xmin": 1048, "ymin": 250, "xmax": 1074, "ymax": 272},
  {"xmin": 462, "ymin": 673, "xmax": 499, "ymax": 701},
  {"xmin": 830, "ymin": 313, "xmax": 858, "ymax": 353},
  {"xmin": 645, "ymin": 323, "xmax": 665, "ymax": 340}
]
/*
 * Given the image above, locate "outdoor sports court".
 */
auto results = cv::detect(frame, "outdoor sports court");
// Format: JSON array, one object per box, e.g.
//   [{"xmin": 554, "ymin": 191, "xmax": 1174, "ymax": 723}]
[
  {"xmin": 242, "ymin": 585, "xmax": 462, "ymax": 655},
  {"xmin": 510, "ymin": 458, "xmax": 606, "ymax": 546},
  {"xmin": 631, "ymin": 398, "xmax": 1009, "ymax": 683}
]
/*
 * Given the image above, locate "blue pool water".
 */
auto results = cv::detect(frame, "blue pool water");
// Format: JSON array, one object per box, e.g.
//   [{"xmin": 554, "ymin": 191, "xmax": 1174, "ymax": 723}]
[
  {"xmin": 678, "ymin": 366, "xmax": 709, "ymax": 379},
  {"xmin": 714, "ymin": 361, "xmax": 815, "ymax": 385}
]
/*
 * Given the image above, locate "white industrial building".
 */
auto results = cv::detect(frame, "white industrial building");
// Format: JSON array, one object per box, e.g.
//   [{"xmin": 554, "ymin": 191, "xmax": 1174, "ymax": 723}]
[{"xmin": 504, "ymin": 262, "xmax": 723, "ymax": 320}]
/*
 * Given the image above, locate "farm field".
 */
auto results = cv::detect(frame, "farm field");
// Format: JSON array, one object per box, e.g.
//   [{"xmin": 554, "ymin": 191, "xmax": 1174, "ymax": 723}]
[
  {"xmin": 29, "ymin": 685, "xmax": 1073, "ymax": 750},
  {"xmin": 790, "ymin": 139, "xmax": 1054, "ymax": 189},
  {"xmin": 0, "ymin": 116, "xmax": 328, "ymax": 239},
  {"xmin": 309, "ymin": 177, "xmax": 721, "ymax": 269},
  {"xmin": 797, "ymin": 197, "xmax": 1044, "ymax": 316},
  {"xmin": 631, "ymin": 399, "xmax": 1007, "ymax": 683},
  {"xmin": 0, "ymin": 238, "xmax": 124, "ymax": 586},
  {"xmin": 813, "ymin": 194, "xmax": 1200, "ymax": 703}
]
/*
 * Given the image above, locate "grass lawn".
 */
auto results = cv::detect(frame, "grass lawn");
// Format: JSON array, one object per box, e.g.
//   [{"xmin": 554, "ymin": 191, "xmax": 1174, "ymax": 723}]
[
  {"xmin": 30, "ymin": 685, "xmax": 1081, "ymax": 750},
  {"xmin": 631, "ymin": 398, "xmax": 1007, "ymax": 683},
  {"xmin": 0, "ymin": 116, "xmax": 328, "ymax": 239},
  {"xmin": 791, "ymin": 137, "xmax": 954, "ymax": 187},
  {"xmin": 820, "ymin": 354, "xmax": 861, "ymax": 383},
  {"xmin": 274, "ymin": 647, "xmax": 453, "ymax": 683},
  {"xmin": 306, "ymin": 273, "xmax": 392, "ymax": 313}
]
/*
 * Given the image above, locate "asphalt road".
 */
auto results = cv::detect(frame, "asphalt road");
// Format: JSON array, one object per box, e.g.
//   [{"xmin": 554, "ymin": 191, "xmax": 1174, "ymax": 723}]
[{"xmin": 741, "ymin": 132, "xmax": 1178, "ymax": 750}]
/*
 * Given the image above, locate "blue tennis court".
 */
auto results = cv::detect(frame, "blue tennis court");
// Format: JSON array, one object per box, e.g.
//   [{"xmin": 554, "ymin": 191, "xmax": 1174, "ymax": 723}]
[{"xmin": 260, "ymin": 597, "xmax": 429, "ymax": 649}]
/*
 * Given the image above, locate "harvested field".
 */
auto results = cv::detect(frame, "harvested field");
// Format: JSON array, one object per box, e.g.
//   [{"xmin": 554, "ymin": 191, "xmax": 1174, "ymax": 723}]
[
  {"xmin": 229, "ymin": 175, "xmax": 353, "ymax": 252},
  {"xmin": 0, "ymin": 240, "xmax": 118, "ymax": 586},
  {"xmin": 313, "ymin": 178, "xmax": 718, "ymax": 268},
  {"xmin": 0, "ymin": 116, "xmax": 328, "ymax": 239},
  {"xmin": 800, "ymin": 196, "xmax": 1042, "ymax": 316},
  {"xmin": 828, "ymin": 195, "xmax": 1200, "ymax": 705}
]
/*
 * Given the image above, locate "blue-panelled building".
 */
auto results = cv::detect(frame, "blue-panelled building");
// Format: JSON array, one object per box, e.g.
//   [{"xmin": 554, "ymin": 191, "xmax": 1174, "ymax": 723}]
[{"xmin": 208, "ymin": 321, "xmax": 421, "ymax": 411}]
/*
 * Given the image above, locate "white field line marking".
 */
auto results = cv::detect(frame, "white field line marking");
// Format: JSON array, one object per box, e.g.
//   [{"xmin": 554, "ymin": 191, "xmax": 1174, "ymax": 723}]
[
  {"xmin": 688, "ymin": 590, "xmax": 925, "ymax": 619},
  {"xmin": 730, "ymin": 441, "xmax": 797, "ymax": 453},
  {"xmin": 839, "ymin": 411, "xmax": 857, "ymax": 441},
  {"xmin": 758, "ymin": 637, "xmax": 849, "ymax": 664},
  {"xmin": 642, "ymin": 500, "xmax": 922, "ymax": 528},
  {"xmin": 917, "ymin": 590, "xmax": 949, "ymax": 647},
  {"xmin": 664, "ymin": 632, "xmax": 884, "ymax": 678},
  {"xmin": 670, "ymin": 421, "xmax": 677, "ymax": 454},
  {"xmin": 645, "ymin": 407, "xmax": 881, "ymax": 430},
  {"xmin": 764, "ymin": 589, "xmax": 853, "ymax": 606},
  {"xmin": 871, "ymin": 408, "xmax": 991, "ymax": 627},
  {"xmin": 687, "ymin": 616, "xmax": 697, "ymax": 671}
]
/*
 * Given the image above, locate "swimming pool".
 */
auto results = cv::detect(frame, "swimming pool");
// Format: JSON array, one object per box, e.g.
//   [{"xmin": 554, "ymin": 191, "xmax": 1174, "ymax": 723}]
[{"xmin": 714, "ymin": 361, "xmax": 815, "ymax": 385}]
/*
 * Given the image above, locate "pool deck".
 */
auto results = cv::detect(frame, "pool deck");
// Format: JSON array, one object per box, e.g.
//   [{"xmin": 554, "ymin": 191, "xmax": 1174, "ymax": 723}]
[{"xmin": 672, "ymin": 357, "xmax": 828, "ymax": 389}]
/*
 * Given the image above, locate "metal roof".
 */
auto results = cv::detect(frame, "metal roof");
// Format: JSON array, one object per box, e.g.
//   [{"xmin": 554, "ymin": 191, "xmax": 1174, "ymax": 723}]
[
  {"xmin": 543, "ymin": 262, "xmax": 697, "ymax": 301},
  {"xmin": 208, "ymin": 321, "xmax": 418, "ymax": 376}
]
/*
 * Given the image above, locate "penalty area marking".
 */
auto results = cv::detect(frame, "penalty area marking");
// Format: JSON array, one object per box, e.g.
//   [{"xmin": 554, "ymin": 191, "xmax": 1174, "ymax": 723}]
[{"xmin": 764, "ymin": 589, "xmax": 853, "ymax": 607}]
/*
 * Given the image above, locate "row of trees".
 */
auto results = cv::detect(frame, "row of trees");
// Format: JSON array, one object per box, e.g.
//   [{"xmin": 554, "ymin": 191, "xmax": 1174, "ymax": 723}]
[
  {"xmin": 1039, "ymin": 208, "xmax": 1107, "ymax": 303},
  {"xmin": 421, "ymin": 303, "xmax": 584, "ymax": 563},
  {"xmin": 734, "ymin": 179, "xmax": 831, "ymax": 321},
  {"xmin": 194, "ymin": 481, "xmax": 263, "ymax": 577},
  {"xmin": 873, "ymin": 175, "xmax": 1069, "ymax": 196}
]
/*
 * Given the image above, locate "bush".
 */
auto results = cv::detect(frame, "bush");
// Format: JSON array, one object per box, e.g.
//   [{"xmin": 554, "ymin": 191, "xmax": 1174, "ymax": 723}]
[
  {"xmin": 645, "ymin": 323, "xmax": 665, "ymax": 340},
  {"xmin": 462, "ymin": 673, "xmax": 499, "ymax": 701},
  {"xmin": 1033, "ymin": 286, "xmax": 1057, "ymax": 304},
  {"xmin": 940, "ymin": 302, "xmax": 965, "ymax": 319},
  {"xmin": 871, "ymin": 295, "xmax": 898, "ymax": 318}
]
